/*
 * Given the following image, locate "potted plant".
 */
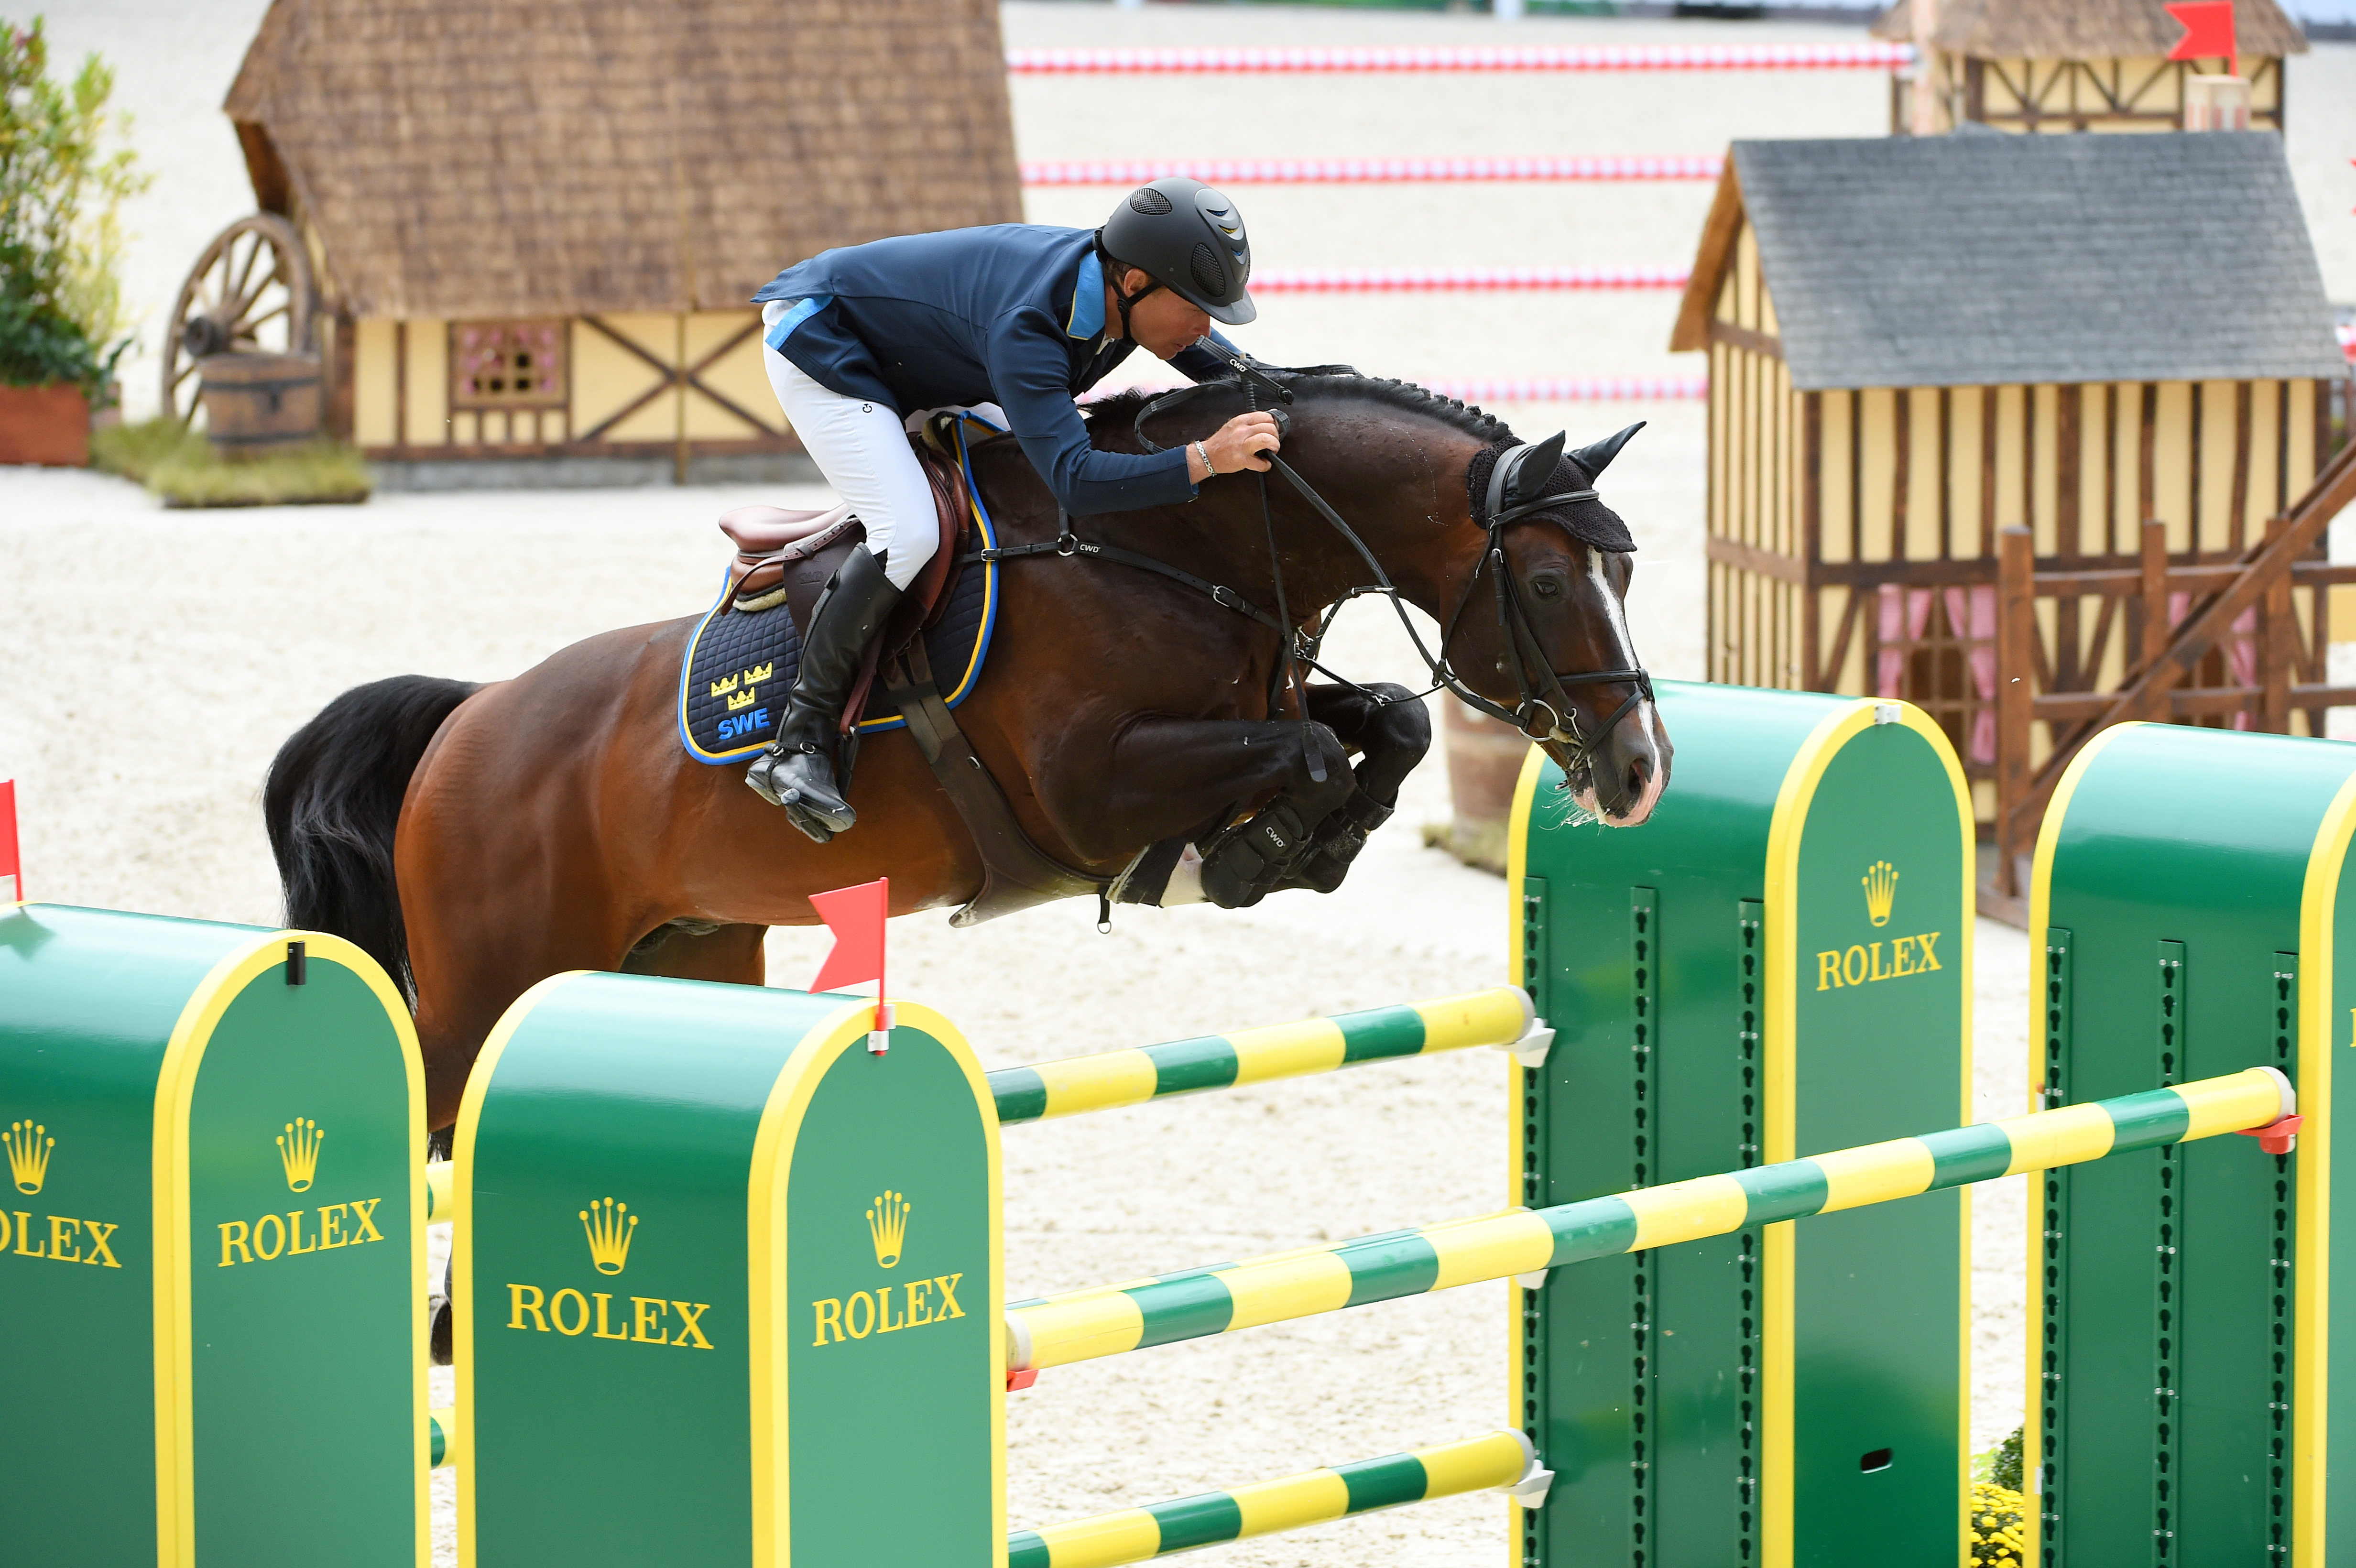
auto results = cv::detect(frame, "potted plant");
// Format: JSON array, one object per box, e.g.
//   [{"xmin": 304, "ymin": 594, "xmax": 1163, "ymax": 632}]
[{"xmin": 1, "ymin": 17, "xmax": 144, "ymax": 465}]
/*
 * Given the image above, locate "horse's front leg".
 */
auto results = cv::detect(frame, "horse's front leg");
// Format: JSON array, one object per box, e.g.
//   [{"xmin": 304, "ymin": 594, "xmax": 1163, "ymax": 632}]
[
  {"xmin": 1036, "ymin": 714, "xmax": 1358, "ymax": 910},
  {"xmin": 1274, "ymin": 682, "xmax": 1435, "ymax": 895}
]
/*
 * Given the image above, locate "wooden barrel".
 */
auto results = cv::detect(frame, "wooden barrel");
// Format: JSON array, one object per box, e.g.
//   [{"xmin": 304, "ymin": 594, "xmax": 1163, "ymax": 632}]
[
  {"xmin": 1438, "ymin": 697, "xmax": 1531, "ymax": 872},
  {"xmin": 197, "ymin": 352, "xmax": 323, "ymax": 456}
]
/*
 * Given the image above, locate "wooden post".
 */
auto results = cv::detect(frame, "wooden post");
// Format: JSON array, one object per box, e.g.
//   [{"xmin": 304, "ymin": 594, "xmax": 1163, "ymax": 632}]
[
  {"xmin": 2140, "ymin": 519, "xmax": 2170, "ymax": 673},
  {"xmin": 2261, "ymin": 513, "xmax": 2292, "ymax": 733},
  {"xmin": 1996, "ymin": 525, "xmax": 2036, "ymax": 895}
]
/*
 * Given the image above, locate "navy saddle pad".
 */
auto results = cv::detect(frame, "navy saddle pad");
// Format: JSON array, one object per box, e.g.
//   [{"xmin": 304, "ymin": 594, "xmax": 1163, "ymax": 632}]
[{"xmin": 676, "ymin": 528, "xmax": 999, "ymax": 764}]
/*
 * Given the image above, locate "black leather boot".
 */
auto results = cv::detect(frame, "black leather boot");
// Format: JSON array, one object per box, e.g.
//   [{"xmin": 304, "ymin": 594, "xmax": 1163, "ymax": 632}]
[{"xmin": 745, "ymin": 546, "xmax": 902, "ymax": 842}]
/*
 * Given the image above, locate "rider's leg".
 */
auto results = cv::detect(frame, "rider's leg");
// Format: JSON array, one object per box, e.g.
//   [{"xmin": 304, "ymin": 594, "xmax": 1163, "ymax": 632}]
[{"xmin": 745, "ymin": 347, "xmax": 939, "ymax": 840}]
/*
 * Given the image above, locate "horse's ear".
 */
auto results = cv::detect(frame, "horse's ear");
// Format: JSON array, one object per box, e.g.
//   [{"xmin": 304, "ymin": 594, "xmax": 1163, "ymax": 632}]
[
  {"xmin": 1506, "ymin": 431, "xmax": 1566, "ymax": 506},
  {"xmin": 1569, "ymin": 421, "xmax": 1646, "ymax": 479}
]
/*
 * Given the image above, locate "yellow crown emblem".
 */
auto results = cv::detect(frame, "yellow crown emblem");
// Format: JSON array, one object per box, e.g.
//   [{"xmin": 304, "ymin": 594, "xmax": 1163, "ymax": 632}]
[
  {"xmin": 744, "ymin": 663, "xmax": 774, "ymax": 684},
  {"xmin": 580, "ymin": 1197, "xmax": 637, "ymax": 1275},
  {"xmin": 6, "ymin": 1121, "xmax": 54, "ymax": 1195},
  {"xmin": 866, "ymin": 1190, "xmax": 910, "ymax": 1268},
  {"xmin": 1862, "ymin": 860, "xmax": 1899, "ymax": 927},
  {"xmin": 276, "ymin": 1118, "xmax": 325, "ymax": 1192},
  {"xmin": 709, "ymin": 673, "xmax": 740, "ymax": 697},
  {"xmin": 726, "ymin": 688, "xmax": 758, "ymax": 711}
]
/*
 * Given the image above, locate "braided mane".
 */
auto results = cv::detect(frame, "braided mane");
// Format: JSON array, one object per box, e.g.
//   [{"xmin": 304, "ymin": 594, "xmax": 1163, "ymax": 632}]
[{"xmin": 1083, "ymin": 370, "xmax": 1518, "ymax": 453}]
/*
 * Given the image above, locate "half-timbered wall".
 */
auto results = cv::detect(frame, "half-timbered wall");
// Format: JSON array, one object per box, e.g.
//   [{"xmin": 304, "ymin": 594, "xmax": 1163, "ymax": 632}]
[
  {"xmin": 350, "ymin": 309, "xmax": 789, "ymax": 459},
  {"xmin": 1707, "ymin": 267, "xmax": 2339, "ymax": 822},
  {"xmin": 1704, "ymin": 218, "xmax": 1804, "ymax": 693},
  {"xmin": 1896, "ymin": 52, "xmax": 2287, "ymax": 133}
]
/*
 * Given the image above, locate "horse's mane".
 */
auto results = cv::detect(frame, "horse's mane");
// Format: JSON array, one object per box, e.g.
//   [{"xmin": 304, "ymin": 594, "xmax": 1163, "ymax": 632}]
[{"xmin": 1082, "ymin": 370, "xmax": 1518, "ymax": 455}]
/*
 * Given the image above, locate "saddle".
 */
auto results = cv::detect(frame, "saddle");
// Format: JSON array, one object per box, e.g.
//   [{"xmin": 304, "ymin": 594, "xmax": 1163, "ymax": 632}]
[
  {"xmin": 716, "ymin": 423, "xmax": 972, "ymax": 733},
  {"xmin": 708, "ymin": 415, "xmax": 1110, "ymax": 927}
]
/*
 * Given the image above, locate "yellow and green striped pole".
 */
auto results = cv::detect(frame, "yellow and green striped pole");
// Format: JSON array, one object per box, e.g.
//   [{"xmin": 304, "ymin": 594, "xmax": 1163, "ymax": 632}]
[
  {"xmin": 1007, "ymin": 1066, "xmax": 2293, "ymax": 1373},
  {"xmin": 420, "ymin": 988, "xmax": 1541, "ymax": 1206},
  {"xmin": 986, "ymin": 986, "xmax": 1537, "ymax": 1124},
  {"xmin": 1006, "ymin": 1429, "xmax": 1540, "ymax": 1568}
]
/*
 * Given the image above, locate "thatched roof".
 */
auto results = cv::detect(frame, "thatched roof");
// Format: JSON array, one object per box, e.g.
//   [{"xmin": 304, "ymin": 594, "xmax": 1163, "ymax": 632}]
[
  {"xmin": 1671, "ymin": 134, "xmax": 2346, "ymax": 391},
  {"xmin": 225, "ymin": 0, "xmax": 1023, "ymax": 319},
  {"xmin": 1871, "ymin": 0, "xmax": 2308, "ymax": 58}
]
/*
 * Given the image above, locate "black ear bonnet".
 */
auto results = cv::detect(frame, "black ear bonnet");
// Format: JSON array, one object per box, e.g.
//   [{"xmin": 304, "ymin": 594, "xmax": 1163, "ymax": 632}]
[{"xmin": 1465, "ymin": 422, "xmax": 1644, "ymax": 553}]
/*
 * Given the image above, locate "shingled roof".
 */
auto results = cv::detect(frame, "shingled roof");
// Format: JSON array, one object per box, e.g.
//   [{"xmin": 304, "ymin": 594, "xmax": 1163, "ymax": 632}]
[
  {"xmin": 1670, "ymin": 133, "xmax": 2347, "ymax": 391},
  {"xmin": 1869, "ymin": 0, "xmax": 2308, "ymax": 59},
  {"xmin": 224, "ymin": 0, "xmax": 1022, "ymax": 320}
]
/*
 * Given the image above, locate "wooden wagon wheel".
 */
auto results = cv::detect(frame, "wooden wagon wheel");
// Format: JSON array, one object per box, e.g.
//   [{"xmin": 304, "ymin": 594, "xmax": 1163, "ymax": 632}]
[{"xmin": 160, "ymin": 213, "xmax": 316, "ymax": 426}]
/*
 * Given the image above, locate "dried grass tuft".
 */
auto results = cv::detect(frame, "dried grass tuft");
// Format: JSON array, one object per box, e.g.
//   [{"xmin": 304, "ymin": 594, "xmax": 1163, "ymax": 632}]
[{"xmin": 93, "ymin": 418, "xmax": 371, "ymax": 507}]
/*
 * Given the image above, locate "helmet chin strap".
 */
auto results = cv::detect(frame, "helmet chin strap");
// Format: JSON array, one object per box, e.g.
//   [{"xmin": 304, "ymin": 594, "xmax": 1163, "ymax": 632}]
[{"xmin": 1101, "ymin": 242, "xmax": 1165, "ymax": 345}]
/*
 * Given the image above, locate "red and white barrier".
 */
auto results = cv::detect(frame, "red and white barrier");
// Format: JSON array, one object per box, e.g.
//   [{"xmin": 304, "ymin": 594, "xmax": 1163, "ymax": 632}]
[
  {"xmin": 1007, "ymin": 43, "xmax": 1911, "ymax": 74},
  {"xmin": 1024, "ymin": 155, "xmax": 1723, "ymax": 186},
  {"xmin": 1421, "ymin": 376, "xmax": 1706, "ymax": 402},
  {"xmin": 1084, "ymin": 375, "xmax": 1705, "ymax": 404},
  {"xmin": 1254, "ymin": 266, "xmax": 1688, "ymax": 293}
]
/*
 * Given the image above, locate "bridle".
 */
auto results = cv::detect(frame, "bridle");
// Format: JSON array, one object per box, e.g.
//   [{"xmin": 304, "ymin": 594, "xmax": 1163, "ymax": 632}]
[
  {"xmin": 1124, "ymin": 356, "xmax": 1655, "ymax": 780},
  {"xmin": 1445, "ymin": 433, "xmax": 1656, "ymax": 757}
]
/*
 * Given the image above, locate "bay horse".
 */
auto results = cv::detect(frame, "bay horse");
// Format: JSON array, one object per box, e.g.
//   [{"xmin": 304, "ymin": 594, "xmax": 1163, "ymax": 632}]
[{"xmin": 266, "ymin": 371, "xmax": 1671, "ymax": 1132}]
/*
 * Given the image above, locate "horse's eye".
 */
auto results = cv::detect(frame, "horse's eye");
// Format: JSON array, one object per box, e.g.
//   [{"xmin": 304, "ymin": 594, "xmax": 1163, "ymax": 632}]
[{"xmin": 1532, "ymin": 575, "xmax": 1564, "ymax": 599}]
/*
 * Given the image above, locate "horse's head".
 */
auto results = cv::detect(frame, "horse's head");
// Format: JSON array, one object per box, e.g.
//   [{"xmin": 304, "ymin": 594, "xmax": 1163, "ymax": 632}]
[
  {"xmin": 1111, "ymin": 370, "xmax": 1671, "ymax": 826},
  {"xmin": 1438, "ymin": 422, "xmax": 1671, "ymax": 827}
]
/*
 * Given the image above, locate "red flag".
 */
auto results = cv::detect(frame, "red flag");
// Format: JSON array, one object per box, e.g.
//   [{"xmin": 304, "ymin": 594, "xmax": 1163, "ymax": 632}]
[
  {"xmin": 0, "ymin": 779, "xmax": 20, "ymax": 903},
  {"xmin": 2165, "ymin": 1, "xmax": 2236, "ymax": 68},
  {"xmin": 807, "ymin": 878, "xmax": 891, "ymax": 1051}
]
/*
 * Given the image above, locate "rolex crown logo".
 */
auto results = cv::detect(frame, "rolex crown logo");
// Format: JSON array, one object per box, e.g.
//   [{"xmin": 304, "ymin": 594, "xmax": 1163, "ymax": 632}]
[
  {"xmin": 6, "ymin": 1121, "xmax": 54, "ymax": 1195},
  {"xmin": 1862, "ymin": 860, "xmax": 1899, "ymax": 928},
  {"xmin": 276, "ymin": 1118, "xmax": 325, "ymax": 1192},
  {"xmin": 709, "ymin": 673, "xmax": 740, "ymax": 697},
  {"xmin": 581, "ymin": 1197, "xmax": 637, "ymax": 1275},
  {"xmin": 866, "ymin": 1190, "xmax": 910, "ymax": 1269},
  {"xmin": 726, "ymin": 688, "xmax": 758, "ymax": 712}
]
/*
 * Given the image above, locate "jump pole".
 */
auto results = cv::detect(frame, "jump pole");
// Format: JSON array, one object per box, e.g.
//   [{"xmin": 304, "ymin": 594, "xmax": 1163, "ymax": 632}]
[
  {"xmin": 420, "ymin": 986, "xmax": 1546, "ymax": 1221},
  {"xmin": 1008, "ymin": 1428, "xmax": 1546, "ymax": 1568},
  {"xmin": 1004, "ymin": 1067, "xmax": 2296, "ymax": 1373}
]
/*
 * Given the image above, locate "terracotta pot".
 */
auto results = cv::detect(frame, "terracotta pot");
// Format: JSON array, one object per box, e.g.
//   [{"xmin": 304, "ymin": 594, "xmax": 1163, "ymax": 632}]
[
  {"xmin": 0, "ymin": 382, "xmax": 90, "ymax": 467},
  {"xmin": 1436, "ymin": 697, "xmax": 1535, "ymax": 873}
]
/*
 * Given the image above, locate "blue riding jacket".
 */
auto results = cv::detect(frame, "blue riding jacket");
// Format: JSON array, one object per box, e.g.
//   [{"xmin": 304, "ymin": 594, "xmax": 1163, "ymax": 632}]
[{"xmin": 753, "ymin": 225, "xmax": 1240, "ymax": 517}]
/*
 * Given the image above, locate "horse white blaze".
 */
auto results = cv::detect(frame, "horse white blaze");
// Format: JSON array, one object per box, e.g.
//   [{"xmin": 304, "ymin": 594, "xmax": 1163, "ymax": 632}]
[{"xmin": 1584, "ymin": 548, "xmax": 1667, "ymax": 824}]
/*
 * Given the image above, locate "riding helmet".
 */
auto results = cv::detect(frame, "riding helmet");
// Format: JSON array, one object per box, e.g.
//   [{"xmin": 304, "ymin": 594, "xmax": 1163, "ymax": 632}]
[{"xmin": 1100, "ymin": 177, "xmax": 1257, "ymax": 325}]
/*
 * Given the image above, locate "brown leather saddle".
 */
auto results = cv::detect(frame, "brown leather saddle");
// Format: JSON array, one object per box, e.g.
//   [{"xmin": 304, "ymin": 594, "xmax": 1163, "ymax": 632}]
[
  {"xmin": 715, "ymin": 430, "xmax": 971, "ymax": 735},
  {"xmin": 716, "ymin": 422, "xmax": 1110, "ymax": 926}
]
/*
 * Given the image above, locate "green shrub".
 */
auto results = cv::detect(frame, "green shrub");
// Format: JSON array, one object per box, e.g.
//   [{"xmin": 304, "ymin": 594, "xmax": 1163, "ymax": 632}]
[
  {"xmin": 1972, "ymin": 1426, "xmax": 2024, "ymax": 1492},
  {"xmin": 92, "ymin": 418, "xmax": 371, "ymax": 507},
  {"xmin": 1, "ymin": 17, "xmax": 146, "ymax": 395}
]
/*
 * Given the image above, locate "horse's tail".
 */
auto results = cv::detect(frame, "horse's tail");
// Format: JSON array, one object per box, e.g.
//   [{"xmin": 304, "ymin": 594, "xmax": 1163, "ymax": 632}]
[{"xmin": 263, "ymin": 675, "xmax": 481, "ymax": 1002}]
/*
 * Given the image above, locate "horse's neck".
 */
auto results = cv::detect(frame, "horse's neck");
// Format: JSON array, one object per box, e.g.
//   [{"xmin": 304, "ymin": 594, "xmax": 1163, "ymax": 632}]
[{"xmin": 971, "ymin": 419, "xmax": 1467, "ymax": 618}]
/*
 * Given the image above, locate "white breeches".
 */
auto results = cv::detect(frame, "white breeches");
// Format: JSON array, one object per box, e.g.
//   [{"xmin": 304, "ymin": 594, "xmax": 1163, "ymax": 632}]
[{"xmin": 761, "ymin": 346, "xmax": 940, "ymax": 591}]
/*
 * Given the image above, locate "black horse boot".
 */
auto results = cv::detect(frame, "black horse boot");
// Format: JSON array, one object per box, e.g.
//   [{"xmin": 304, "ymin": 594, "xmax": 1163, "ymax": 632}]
[{"xmin": 745, "ymin": 546, "xmax": 902, "ymax": 842}]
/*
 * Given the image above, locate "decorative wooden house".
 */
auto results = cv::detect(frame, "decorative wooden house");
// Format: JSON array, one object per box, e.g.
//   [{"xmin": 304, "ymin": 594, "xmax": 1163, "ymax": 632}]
[
  {"xmin": 221, "ymin": 0, "xmax": 1020, "ymax": 481},
  {"xmin": 1672, "ymin": 131, "xmax": 2352, "ymax": 902},
  {"xmin": 1871, "ymin": 0, "xmax": 2308, "ymax": 134}
]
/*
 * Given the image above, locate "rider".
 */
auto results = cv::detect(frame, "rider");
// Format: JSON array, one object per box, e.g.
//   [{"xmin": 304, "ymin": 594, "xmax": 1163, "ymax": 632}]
[{"xmin": 744, "ymin": 178, "xmax": 1285, "ymax": 843}]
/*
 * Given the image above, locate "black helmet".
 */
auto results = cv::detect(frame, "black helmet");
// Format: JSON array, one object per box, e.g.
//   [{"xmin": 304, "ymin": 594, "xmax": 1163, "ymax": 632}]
[{"xmin": 1099, "ymin": 177, "xmax": 1256, "ymax": 327}]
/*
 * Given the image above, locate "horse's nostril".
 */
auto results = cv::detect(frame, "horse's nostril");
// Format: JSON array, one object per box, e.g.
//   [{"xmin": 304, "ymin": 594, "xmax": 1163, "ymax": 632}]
[{"xmin": 1625, "ymin": 753, "xmax": 1651, "ymax": 800}]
